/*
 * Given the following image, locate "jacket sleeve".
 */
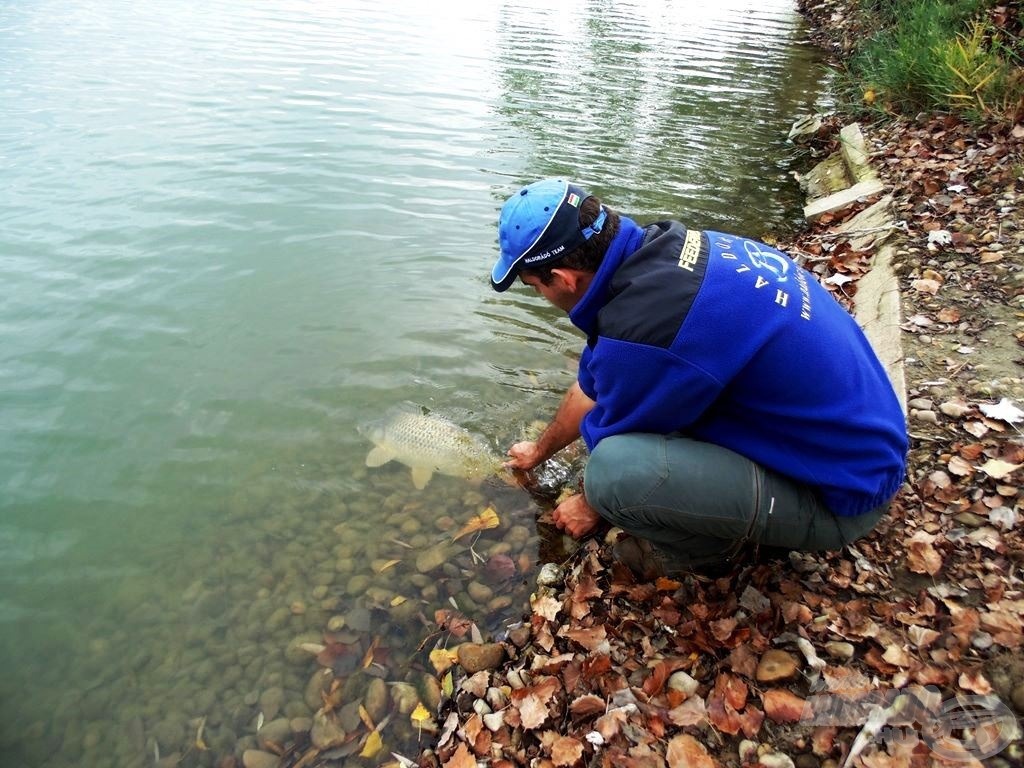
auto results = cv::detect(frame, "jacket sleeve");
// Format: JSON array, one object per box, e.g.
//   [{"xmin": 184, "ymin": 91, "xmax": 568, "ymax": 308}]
[{"xmin": 580, "ymin": 336, "xmax": 724, "ymax": 447}]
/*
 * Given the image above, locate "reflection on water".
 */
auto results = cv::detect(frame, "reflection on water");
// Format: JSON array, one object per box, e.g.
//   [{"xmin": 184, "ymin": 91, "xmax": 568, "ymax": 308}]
[{"xmin": 0, "ymin": 0, "xmax": 825, "ymax": 763}]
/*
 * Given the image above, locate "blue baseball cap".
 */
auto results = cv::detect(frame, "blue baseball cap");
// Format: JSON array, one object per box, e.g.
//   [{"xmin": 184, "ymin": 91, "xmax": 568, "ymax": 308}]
[{"xmin": 490, "ymin": 179, "xmax": 608, "ymax": 292}]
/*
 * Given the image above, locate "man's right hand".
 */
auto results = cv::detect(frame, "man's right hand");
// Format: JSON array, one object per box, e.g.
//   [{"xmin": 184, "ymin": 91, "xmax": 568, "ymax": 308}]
[{"xmin": 504, "ymin": 441, "xmax": 546, "ymax": 471}]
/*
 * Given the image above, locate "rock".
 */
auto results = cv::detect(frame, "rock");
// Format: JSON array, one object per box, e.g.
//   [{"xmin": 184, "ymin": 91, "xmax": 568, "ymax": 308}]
[
  {"xmin": 907, "ymin": 397, "xmax": 933, "ymax": 411},
  {"xmin": 242, "ymin": 750, "xmax": 280, "ymax": 768},
  {"xmin": 257, "ymin": 718, "xmax": 291, "ymax": 749},
  {"xmin": 760, "ymin": 753, "xmax": 796, "ymax": 768},
  {"xmin": 824, "ymin": 641, "xmax": 855, "ymax": 661},
  {"xmin": 310, "ymin": 711, "xmax": 346, "ymax": 749},
  {"xmin": 467, "ymin": 581, "xmax": 493, "ymax": 604},
  {"xmin": 537, "ymin": 563, "xmax": 563, "ymax": 587},
  {"xmin": 507, "ymin": 625, "xmax": 531, "ymax": 648},
  {"xmin": 912, "ymin": 409, "xmax": 938, "ymax": 424},
  {"xmin": 667, "ymin": 671, "xmax": 699, "ymax": 696},
  {"xmin": 940, "ymin": 400, "xmax": 972, "ymax": 418},
  {"xmin": 795, "ymin": 754, "xmax": 820, "ymax": 768},
  {"xmin": 1011, "ymin": 682, "xmax": 1024, "ymax": 713},
  {"xmin": 363, "ymin": 677, "xmax": 389, "ymax": 723},
  {"xmin": 304, "ymin": 669, "xmax": 333, "ymax": 711},
  {"xmin": 416, "ymin": 544, "xmax": 450, "ymax": 574},
  {"xmin": 457, "ymin": 642, "xmax": 506, "ymax": 673},
  {"xmin": 421, "ymin": 673, "xmax": 442, "ymax": 711},
  {"xmin": 259, "ymin": 688, "xmax": 284, "ymax": 720},
  {"xmin": 756, "ymin": 650, "xmax": 800, "ymax": 683}
]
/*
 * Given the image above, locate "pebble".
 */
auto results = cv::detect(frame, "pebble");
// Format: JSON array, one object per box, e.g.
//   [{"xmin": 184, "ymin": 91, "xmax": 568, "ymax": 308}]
[
  {"xmin": 242, "ymin": 750, "xmax": 280, "ymax": 768},
  {"xmin": 667, "ymin": 671, "xmax": 699, "ymax": 696},
  {"xmin": 907, "ymin": 397, "xmax": 933, "ymax": 410},
  {"xmin": 756, "ymin": 650, "xmax": 800, "ymax": 683},
  {"xmin": 536, "ymin": 563, "xmax": 563, "ymax": 587},
  {"xmin": 824, "ymin": 642, "xmax": 855, "ymax": 661},
  {"xmin": 1011, "ymin": 682, "xmax": 1024, "ymax": 713},
  {"xmin": 457, "ymin": 642, "xmax": 506, "ymax": 673},
  {"xmin": 940, "ymin": 400, "xmax": 972, "ymax": 418},
  {"xmin": 363, "ymin": 677, "xmax": 389, "ymax": 723},
  {"xmin": 257, "ymin": 718, "xmax": 291, "ymax": 749},
  {"xmin": 795, "ymin": 755, "xmax": 820, "ymax": 768},
  {"xmin": 415, "ymin": 544, "xmax": 450, "ymax": 574},
  {"xmin": 310, "ymin": 711, "xmax": 346, "ymax": 749},
  {"xmin": 259, "ymin": 687, "xmax": 284, "ymax": 721},
  {"xmin": 912, "ymin": 409, "xmax": 939, "ymax": 424}
]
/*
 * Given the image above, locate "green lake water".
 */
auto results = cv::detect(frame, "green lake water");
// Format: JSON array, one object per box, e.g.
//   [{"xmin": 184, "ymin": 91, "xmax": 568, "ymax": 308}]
[{"xmin": 0, "ymin": 0, "xmax": 827, "ymax": 764}]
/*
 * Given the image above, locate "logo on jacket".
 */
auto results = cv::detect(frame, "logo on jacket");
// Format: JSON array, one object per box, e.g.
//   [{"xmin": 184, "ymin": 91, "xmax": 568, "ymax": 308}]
[{"xmin": 676, "ymin": 229, "xmax": 702, "ymax": 272}]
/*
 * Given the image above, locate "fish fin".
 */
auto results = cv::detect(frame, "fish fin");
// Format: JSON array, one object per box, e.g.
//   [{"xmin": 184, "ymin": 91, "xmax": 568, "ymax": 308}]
[
  {"xmin": 365, "ymin": 446, "xmax": 394, "ymax": 467},
  {"xmin": 410, "ymin": 467, "xmax": 432, "ymax": 489}
]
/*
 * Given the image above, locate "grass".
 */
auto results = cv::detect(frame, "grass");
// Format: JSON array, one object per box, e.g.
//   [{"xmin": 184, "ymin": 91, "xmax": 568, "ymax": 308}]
[{"xmin": 838, "ymin": 0, "xmax": 1024, "ymax": 123}]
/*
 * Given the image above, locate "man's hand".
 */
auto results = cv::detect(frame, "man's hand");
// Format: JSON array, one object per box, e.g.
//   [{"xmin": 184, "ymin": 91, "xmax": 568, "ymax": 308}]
[
  {"xmin": 504, "ymin": 441, "xmax": 546, "ymax": 471},
  {"xmin": 552, "ymin": 493, "xmax": 601, "ymax": 538}
]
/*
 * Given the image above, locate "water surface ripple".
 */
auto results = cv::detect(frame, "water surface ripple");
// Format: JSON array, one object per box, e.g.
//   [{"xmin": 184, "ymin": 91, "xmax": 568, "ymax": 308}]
[{"xmin": 0, "ymin": 0, "xmax": 826, "ymax": 763}]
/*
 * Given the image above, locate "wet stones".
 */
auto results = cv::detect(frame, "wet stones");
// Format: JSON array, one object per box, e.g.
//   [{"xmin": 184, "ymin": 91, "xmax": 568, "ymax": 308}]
[{"xmin": 457, "ymin": 642, "xmax": 506, "ymax": 673}]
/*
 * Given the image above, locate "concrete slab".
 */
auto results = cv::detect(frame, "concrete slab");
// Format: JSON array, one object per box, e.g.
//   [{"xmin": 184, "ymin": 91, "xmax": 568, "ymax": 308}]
[
  {"xmin": 854, "ymin": 242, "xmax": 907, "ymax": 414},
  {"xmin": 803, "ymin": 179, "xmax": 885, "ymax": 221},
  {"xmin": 839, "ymin": 123, "xmax": 880, "ymax": 184},
  {"xmin": 803, "ymin": 153, "xmax": 852, "ymax": 201},
  {"xmin": 833, "ymin": 195, "xmax": 898, "ymax": 251}
]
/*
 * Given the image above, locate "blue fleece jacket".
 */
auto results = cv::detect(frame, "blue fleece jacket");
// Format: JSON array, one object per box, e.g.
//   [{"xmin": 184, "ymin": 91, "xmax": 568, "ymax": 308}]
[{"xmin": 569, "ymin": 216, "xmax": 908, "ymax": 517}]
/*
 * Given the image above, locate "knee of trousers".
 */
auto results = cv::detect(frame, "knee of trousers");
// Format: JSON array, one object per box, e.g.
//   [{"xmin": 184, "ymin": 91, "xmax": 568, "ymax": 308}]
[{"xmin": 583, "ymin": 434, "xmax": 664, "ymax": 523}]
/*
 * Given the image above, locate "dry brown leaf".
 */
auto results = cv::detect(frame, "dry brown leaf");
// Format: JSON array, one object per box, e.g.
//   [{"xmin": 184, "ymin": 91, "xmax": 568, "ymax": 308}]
[
  {"xmin": 595, "ymin": 707, "xmax": 630, "ymax": 740},
  {"xmin": 958, "ymin": 670, "xmax": 992, "ymax": 694},
  {"xmin": 979, "ymin": 459, "xmax": 1021, "ymax": 480},
  {"xmin": 514, "ymin": 677, "xmax": 559, "ymax": 730},
  {"xmin": 532, "ymin": 594, "xmax": 562, "ymax": 622},
  {"xmin": 667, "ymin": 696, "xmax": 707, "ymax": 727},
  {"xmin": 948, "ymin": 455, "xmax": 973, "ymax": 476},
  {"xmin": 666, "ymin": 734, "xmax": 717, "ymax": 768},
  {"xmin": 569, "ymin": 694, "xmax": 605, "ymax": 720},
  {"xmin": 559, "ymin": 626, "xmax": 607, "ymax": 652},
  {"xmin": 550, "ymin": 736, "xmax": 584, "ymax": 767},
  {"xmin": 444, "ymin": 743, "xmax": 477, "ymax": 768},
  {"xmin": 907, "ymin": 531, "xmax": 943, "ymax": 575},
  {"xmin": 762, "ymin": 689, "xmax": 806, "ymax": 723}
]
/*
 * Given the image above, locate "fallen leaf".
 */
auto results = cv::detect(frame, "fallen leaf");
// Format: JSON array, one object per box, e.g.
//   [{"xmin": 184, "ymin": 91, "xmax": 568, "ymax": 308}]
[
  {"xmin": 666, "ymin": 734, "xmax": 717, "ymax": 768},
  {"xmin": 411, "ymin": 702, "xmax": 431, "ymax": 726},
  {"xmin": 667, "ymin": 696, "xmax": 707, "ymax": 726},
  {"xmin": 948, "ymin": 455, "xmax": 973, "ymax": 476},
  {"xmin": 907, "ymin": 531, "xmax": 943, "ymax": 575},
  {"xmin": 912, "ymin": 278, "xmax": 941, "ymax": 294},
  {"xmin": 762, "ymin": 689, "xmax": 806, "ymax": 723},
  {"xmin": 570, "ymin": 694, "xmax": 605, "ymax": 720},
  {"xmin": 429, "ymin": 648, "xmax": 459, "ymax": 674},
  {"xmin": 452, "ymin": 507, "xmax": 500, "ymax": 541},
  {"xmin": 514, "ymin": 676, "xmax": 559, "ymax": 730},
  {"xmin": 958, "ymin": 670, "xmax": 992, "ymax": 694},
  {"xmin": 359, "ymin": 730, "xmax": 383, "ymax": 759},
  {"xmin": 979, "ymin": 398, "xmax": 1024, "ymax": 424},
  {"xmin": 550, "ymin": 736, "xmax": 584, "ymax": 767},
  {"xmin": 978, "ymin": 459, "xmax": 1021, "ymax": 480},
  {"xmin": 443, "ymin": 742, "xmax": 477, "ymax": 768},
  {"xmin": 532, "ymin": 594, "xmax": 562, "ymax": 622}
]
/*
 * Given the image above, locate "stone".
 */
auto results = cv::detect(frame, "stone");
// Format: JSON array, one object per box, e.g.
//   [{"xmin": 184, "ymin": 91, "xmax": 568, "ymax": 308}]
[
  {"xmin": 940, "ymin": 400, "xmax": 972, "ymax": 418},
  {"xmin": 667, "ymin": 671, "xmax": 699, "ymax": 696},
  {"xmin": 1011, "ymin": 682, "xmax": 1024, "ymax": 713},
  {"xmin": 756, "ymin": 650, "xmax": 800, "ymax": 683},
  {"xmin": 242, "ymin": 750, "xmax": 280, "ymax": 768},
  {"xmin": 416, "ymin": 544, "xmax": 450, "ymax": 574},
  {"xmin": 259, "ymin": 687, "xmax": 284, "ymax": 720},
  {"xmin": 467, "ymin": 581, "xmax": 493, "ymax": 604},
  {"xmin": 363, "ymin": 677, "xmax": 389, "ymax": 723},
  {"xmin": 795, "ymin": 755, "xmax": 820, "ymax": 768},
  {"xmin": 304, "ymin": 669, "xmax": 333, "ymax": 711},
  {"xmin": 536, "ymin": 563, "xmax": 563, "ymax": 588},
  {"xmin": 824, "ymin": 642, "xmax": 855, "ymax": 661},
  {"xmin": 257, "ymin": 718, "xmax": 291, "ymax": 749},
  {"xmin": 457, "ymin": 642, "xmax": 506, "ymax": 673},
  {"xmin": 310, "ymin": 711, "xmax": 346, "ymax": 749}
]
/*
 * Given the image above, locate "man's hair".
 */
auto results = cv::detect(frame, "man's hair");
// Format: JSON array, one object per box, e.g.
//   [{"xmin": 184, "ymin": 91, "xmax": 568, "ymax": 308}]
[{"xmin": 520, "ymin": 194, "xmax": 620, "ymax": 285}]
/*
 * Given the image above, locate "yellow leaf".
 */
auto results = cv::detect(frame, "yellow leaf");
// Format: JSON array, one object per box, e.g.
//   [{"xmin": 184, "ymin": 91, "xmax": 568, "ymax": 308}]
[
  {"xmin": 441, "ymin": 670, "xmax": 454, "ymax": 697},
  {"xmin": 429, "ymin": 648, "xmax": 458, "ymax": 674},
  {"xmin": 358, "ymin": 704, "xmax": 376, "ymax": 730},
  {"xmin": 452, "ymin": 506, "xmax": 500, "ymax": 541},
  {"xmin": 377, "ymin": 559, "xmax": 401, "ymax": 573},
  {"xmin": 360, "ymin": 730, "xmax": 384, "ymax": 758},
  {"xmin": 411, "ymin": 702, "xmax": 431, "ymax": 725},
  {"xmin": 390, "ymin": 595, "xmax": 407, "ymax": 607}
]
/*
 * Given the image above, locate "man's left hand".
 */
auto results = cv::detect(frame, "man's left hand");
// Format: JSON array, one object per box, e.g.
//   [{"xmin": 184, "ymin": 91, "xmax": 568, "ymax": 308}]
[{"xmin": 552, "ymin": 493, "xmax": 601, "ymax": 538}]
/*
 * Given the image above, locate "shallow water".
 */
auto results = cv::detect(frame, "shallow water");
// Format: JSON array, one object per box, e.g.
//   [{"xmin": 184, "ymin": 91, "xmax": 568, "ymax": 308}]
[{"xmin": 0, "ymin": 0, "xmax": 827, "ymax": 763}]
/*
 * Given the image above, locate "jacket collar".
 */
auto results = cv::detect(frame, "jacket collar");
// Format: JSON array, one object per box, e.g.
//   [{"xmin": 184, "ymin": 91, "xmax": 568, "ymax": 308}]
[{"xmin": 568, "ymin": 215, "xmax": 646, "ymax": 336}]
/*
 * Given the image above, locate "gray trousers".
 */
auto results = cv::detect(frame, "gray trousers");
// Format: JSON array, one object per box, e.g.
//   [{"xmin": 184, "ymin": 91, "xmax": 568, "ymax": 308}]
[{"xmin": 584, "ymin": 433, "xmax": 887, "ymax": 566}]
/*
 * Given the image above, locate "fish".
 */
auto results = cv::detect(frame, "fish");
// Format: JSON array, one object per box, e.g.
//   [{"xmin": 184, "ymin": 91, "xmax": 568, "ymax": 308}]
[{"xmin": 358, "ymin": 403, "xmax": 503, "ymax": 489}]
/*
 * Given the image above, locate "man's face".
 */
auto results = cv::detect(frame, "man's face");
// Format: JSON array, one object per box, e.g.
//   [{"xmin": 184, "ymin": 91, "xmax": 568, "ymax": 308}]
[{"xmin": 519, "ymin": 272, "xmax": 579, "ymax": 313}]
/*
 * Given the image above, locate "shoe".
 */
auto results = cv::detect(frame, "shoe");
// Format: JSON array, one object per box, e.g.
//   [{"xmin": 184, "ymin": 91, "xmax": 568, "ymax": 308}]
[{"xmin": 611, "ymin": 536, "xmax": 731, "ymax": 580}]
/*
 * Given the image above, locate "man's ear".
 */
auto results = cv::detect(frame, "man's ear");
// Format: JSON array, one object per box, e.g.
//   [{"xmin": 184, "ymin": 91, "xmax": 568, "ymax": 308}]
[{"xmin": 550, "ymin": 267, "xmax": 579, "ymax": 291}]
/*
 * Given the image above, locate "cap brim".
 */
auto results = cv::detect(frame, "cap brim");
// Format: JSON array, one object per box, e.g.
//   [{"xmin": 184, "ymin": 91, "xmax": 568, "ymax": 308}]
[{"xmin": 490, "ymin": 256, "xmax": 519, "ymax": 292}]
